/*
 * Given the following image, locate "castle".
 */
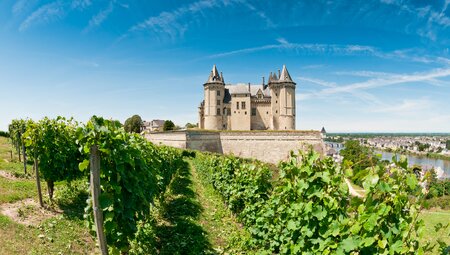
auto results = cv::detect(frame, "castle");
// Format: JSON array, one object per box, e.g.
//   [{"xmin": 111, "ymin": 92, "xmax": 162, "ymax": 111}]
[{"xmin": 198, "ymin": 65, "xmax": 296, "ymax": 130}]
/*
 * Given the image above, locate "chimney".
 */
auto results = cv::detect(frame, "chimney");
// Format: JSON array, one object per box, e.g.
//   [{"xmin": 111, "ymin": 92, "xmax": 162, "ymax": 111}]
[
  {"xmin": 278, "ymin": 69, "xmax": 281, "ymax": 78},
  {"xmin": 262, "ymin": 76, "xmax": 265, "ymax": 85},
  {"xmin": 248, "ymin": 82, "xmax": 251, "ymax": 93}
]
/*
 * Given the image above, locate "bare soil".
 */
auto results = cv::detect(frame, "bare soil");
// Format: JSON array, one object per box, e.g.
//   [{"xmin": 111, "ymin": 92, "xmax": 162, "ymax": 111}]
[
  {"xmin": 0, "ymin": 170, "xmax": 19, "ymax": 180},
  {"xmin": 0, "ymin": 198, "xmax": 60, "ymax": 226}
]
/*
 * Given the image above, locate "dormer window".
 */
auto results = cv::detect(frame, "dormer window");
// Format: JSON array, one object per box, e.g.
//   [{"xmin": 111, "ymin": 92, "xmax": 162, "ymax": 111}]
[{"xmin": 217, "ymin": 90, "xmax": 220, "ymax": 96}]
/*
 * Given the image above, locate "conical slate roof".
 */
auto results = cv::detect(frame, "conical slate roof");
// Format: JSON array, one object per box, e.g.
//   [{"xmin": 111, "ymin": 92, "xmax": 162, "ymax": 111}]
[
  {"xmin": 206, "ymin": 64, "xmax": 224, "ymax": 83},
  {"xmin": 279, "ymin": 65, "xmax": 293, "ymax": 82}
]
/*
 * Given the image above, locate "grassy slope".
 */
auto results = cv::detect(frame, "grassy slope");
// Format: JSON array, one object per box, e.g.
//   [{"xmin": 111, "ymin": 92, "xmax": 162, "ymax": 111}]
[
  {"xmin": 0, "ymin": 137, "xmax": 96, "ymax": 254},
  {"xmin": 419, "ymin": 210, "xmax": 450, "ymax": 254},
  {"xmin": 149, "ymin": 160, "xmax": 250, "ymax": 254}
]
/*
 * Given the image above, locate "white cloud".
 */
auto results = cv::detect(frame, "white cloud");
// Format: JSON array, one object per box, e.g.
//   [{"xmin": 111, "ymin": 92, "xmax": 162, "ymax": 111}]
[
  {"xmin": 206, "ymin": 40, "xmax": 379, "ymax": 59},
  {"xmin": 370, "ymin": 99, "xmax": 433, "ymax": 113},
  {"xmin": 83, "ymin": 1, "xmax": 114, "ymax": 33},
  {"xmin": 128, "ymin": 0, "xmax": 239, "ymax": 40},
  {"xmin": 71, "ymin": 0, "xmax": 92, "ymax": 10},
  {"xmin": 12, "ymin": 0, "xmax": 38, "ymax": 15},
  {"xmin": 379, "ymin": 0, "xmax": 450, "ymax": 41},
  {"xmin": 320, "ymin": 68, "xmax": 450, "ymax": 95},
  {"xmin": 19, "ymin": 1, "xmax": 66, "ymax": 31}
]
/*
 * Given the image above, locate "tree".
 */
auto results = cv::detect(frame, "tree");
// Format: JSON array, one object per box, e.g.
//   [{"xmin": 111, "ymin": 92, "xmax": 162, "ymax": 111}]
[
  {"xmin": 124, "ymin": 115, "xmax": 143, "ymax": 133},
  {"xmin": 446, "ymin": 140, "xmax": 450, "ymax": 150},
  {"xmin": 185, "ymin": 122, "xmax": 197, "ymax": 129},
  {"xmin": 340, "ymin": 140, "xmax": 379, "ymax": 184},
  {"xmin": 163, "ymin": 120, "xmax": 175, "ymax": 131}
]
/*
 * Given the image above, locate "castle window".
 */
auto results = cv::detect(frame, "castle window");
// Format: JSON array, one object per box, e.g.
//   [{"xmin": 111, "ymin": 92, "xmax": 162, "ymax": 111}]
[
  {"xmin": 276, "ymin": 100, "xmax": 277, "ymax": 104},
  {"xmin": 217, "ymin": 90, "xmax": 220, "ymax": 96},
  {"xmin": 266, "ymin": 111, "xmax": 269, "ymax": 114},
  {"xmin": 275, "ymin": 93, "xmax": 278, "ymax": 97},
  {"xmin": 242, "ymin": 102, "xmax": 246, "ymax": 109},
  {"xmin": 245, "ymin": 111, "xmax": 247, "ymax": 115},
  {"xmin": 217, "ymin": 100, "xmax": 221, "ymax": 105},
  {"xmin": 228, "ymin": 108, "xmax": 231, "ymax": 115},
  {"xmin": 236, "ymin": 102, "xmax": 239, "ymax": 109},
  {"xmin": 251, "ymin": 108, "xmax": 256, "ymax": 116},
  {"xmin": 276, "ymin": 110, "xmax": 278, "ymax": 113},
  {"xmin": 217, "ymin": 108, "xmax": 221, "ymax": 115},
  {"xmin": 223, "ymin": 108, "xmax": 226, "ymax": 115}
]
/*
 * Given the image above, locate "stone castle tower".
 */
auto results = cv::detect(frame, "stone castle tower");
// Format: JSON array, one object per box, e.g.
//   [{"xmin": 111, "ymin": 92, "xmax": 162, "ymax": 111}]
[{"xmin": 199, "ymin": 65, "xmax": 296, "ymax": 130}]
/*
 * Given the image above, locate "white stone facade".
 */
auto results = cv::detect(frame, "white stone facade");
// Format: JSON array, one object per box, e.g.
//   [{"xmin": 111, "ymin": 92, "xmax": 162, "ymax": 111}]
[{"xmin": 198, "ymin": 65, "xmax": 296, "ymax": 130}]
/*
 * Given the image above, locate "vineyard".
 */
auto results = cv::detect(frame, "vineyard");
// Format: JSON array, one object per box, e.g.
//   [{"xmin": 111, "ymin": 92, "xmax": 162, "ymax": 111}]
[{"xmin": 0, "ymin": 116, "xmax": 449, "ymax": 254}]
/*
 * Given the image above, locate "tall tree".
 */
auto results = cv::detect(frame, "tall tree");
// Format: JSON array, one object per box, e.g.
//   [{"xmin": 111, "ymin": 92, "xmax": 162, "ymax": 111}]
[
  {"xmin": 163, "ymin": 120, "xmax": 175, "ymax": 131},
  {"xmin": 124, "ymin": 115, "xmax": 143, "ymax": 133},
  {"xmin": 340, "ymin": 140, "xmax": 379, "ymax": 184}
]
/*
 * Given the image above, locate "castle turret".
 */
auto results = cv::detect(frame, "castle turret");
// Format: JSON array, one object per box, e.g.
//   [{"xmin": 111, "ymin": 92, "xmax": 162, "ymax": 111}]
[
  {"xmin": 268, "ymin": 65, "xmax": 296, "ymax": 130},
  {"xmin": 202, "ymin": 65, "xmax": 225, "ymax": 130}
]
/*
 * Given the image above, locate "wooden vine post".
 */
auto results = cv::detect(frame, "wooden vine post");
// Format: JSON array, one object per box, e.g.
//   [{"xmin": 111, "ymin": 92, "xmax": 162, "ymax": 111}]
[
  {"xmin": 22, "ymin": 143, "xmax": 27, "ymax": 174},
  {"xmin": 90, "ymin": 145, "xmax": 108, "ymax": 255},
  {"xmin": 34, "ymin": 159, "xmax": 43, "ymax": 207}
]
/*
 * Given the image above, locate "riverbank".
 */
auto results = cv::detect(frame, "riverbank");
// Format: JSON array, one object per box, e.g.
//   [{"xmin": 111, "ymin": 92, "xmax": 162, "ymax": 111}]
[{"xmin": 375, "ymin": 147, "xmax": 450, "ymax": 161}]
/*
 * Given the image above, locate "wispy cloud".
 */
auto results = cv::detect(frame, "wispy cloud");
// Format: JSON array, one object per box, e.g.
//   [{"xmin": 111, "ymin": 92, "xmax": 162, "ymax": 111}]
[
  {"xmin": 298, "ymin": 68, "xmax": 450, "ymax": 109},
  {"xmin": 83, "ymin": 1, "xmax": 114, "ymax": 33},
  {"xmin": 371, "ymin": 98, "xmax": 433, "ymax": 113},
  {"xmin": 322, "ymin": 68, "xmax": 450, "ymax": 95},
  {"xmin": 206, "ymin": 39, "xmax": 378, "ymax": 59},
  {"xmin": 296, "ymin": 76, "xmax": 382, "ymax": 104},
  {"xmin": 12, "ymin": 0, "xmax": 38, "ymax": 15},
  {"xmin": 205, "ymin": 38, "xmax": 450, "ymax": 66},
  {"xmin": 241, "ymin": 1, "xmax": 275, "ymax": 28},
  {"xmin": 121, "ymin": 0, "xmax": 247, "ymax": 41},
  {"xmin": 71, "ymin": 0, "xmax": 92, "ymax": 10},
  {"xmin": 379, "ymin": 0, "xmax": 450, "ymax": 41},
  {"xmin": 19, "ymin": 1, "xmax": 66, "ymax": 32}
]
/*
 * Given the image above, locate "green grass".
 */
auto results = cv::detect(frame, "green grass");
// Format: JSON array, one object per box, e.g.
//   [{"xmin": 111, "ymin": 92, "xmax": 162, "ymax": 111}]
[
  {"xmin": 0, "ymin": 213, "xmax": 96, "ymax": 254},
  {"xmin": 0, "ymin": 136, "xmax": 96, "ymax": 254},
  {"xmin": 420, "ymin": 210, "xmax": 450, "ymax": 254},
  {"xmin": 0, "ymin": 137, "xmax": 33, "ymax": 176},
  {"xmin": 0, "ymin": 177, "xmax": 36, "ymax": 203},
  {"xmin": 189, "ymin": 160, "xmax": 251, "ymax": 254}
]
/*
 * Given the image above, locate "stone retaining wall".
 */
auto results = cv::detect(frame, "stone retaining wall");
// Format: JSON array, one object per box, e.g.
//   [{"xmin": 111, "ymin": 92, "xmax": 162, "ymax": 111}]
[{"xmin": 145, "ymin": 130, "xmax": 325, "ymax": 164}]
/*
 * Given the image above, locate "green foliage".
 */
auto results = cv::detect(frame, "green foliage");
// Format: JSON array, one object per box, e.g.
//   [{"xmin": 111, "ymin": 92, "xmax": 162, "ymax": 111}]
[
  {"xmin": 427, "ymin": 179, "xmax": 450, "ymax": 198},
  {"xmin": 446, "ymin": 140, "xmax": 450, "ymax": 150},
  {"xmin": 77, "ymin": 116, "xmax": 183, "ymax": 253},
  {"xmin": 185, "ymin": 123, "xmax": 197, "ymax": 129},
  {"xmin": 192, "ymin": 153, "xmax": 272, "ymax": 220},
  {"xmin": 123, "ymin": 114, "xmax": 143, "ymax": 133},
  {"xmin": 0, "ymin": 131, "xmax": 9, "ymax": 137},
  {"xmin": 8, "ymin": 119, "xmax": 30, "ymax": 155},
  {"xmin": 340, "ymin": 140, "xmax": 379, "ymax": 185},
  {"xmin": 193, "ymin": 150, "xmax": 426, "ymax": 254},
  {"xmin": 415, "ymin": 141, "xmax": 431, "ymax": 152},
  {"xmin": 163, "ymin": 120, "xmax": 175, "ymax": 131},
  {"xmin": 23, "ymin": 117, "xmax": 82, "ymax": 199}
]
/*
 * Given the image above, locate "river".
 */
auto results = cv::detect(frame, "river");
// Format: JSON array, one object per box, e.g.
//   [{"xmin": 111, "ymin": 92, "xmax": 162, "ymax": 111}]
[
  {"xmin": 375, "ymin": 150, "xmax": 450, "ymax": 179},
  {"xmin": 325, "ymin": 142, "xmax": 450, "ymax": 178}
]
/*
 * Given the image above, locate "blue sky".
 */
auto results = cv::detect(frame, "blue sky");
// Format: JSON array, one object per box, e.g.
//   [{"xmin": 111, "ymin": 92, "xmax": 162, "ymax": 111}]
[{"xmin": 0, "ymin": 0, "xmax": 449, "ymax": 132}]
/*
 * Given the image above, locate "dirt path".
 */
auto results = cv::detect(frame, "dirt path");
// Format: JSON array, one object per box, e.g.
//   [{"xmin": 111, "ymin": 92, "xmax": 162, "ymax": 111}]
[
  {"xmin": 0, "ymin": 198, "xmax": 59, "ymax": 226},
  {"xmin": 188, "ymin": 160, "xmax": 249, "ymax": 254},
  {"xmin": 0, "ymin": 170, "xmax": 20, "ymax": 180}
]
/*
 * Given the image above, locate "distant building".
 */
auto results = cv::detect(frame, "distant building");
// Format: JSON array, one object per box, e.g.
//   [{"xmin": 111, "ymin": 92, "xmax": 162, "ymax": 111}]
[
  {"xmin": 198, "ymin": 65, "xmax": 296, "ymax": 130},
  {"xmin": 142, "ymin": 119, "xmax": 165, "ymax": 132}
]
